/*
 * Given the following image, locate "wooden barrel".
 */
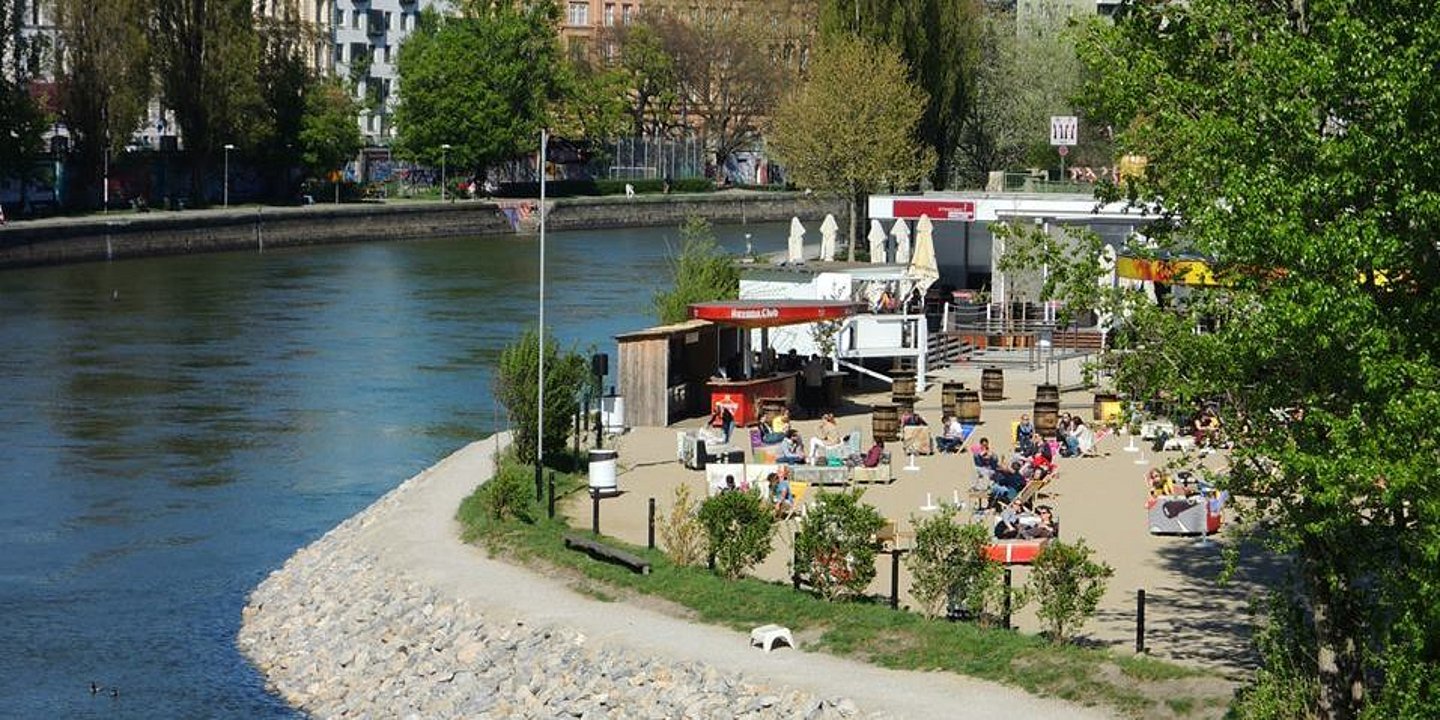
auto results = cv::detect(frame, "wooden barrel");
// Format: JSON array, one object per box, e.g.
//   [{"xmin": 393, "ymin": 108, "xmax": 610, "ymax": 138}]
[
  {"xmin": 891, "ymin": 371, "xmax": 917, "ymax": 400},
  {"xmin": 1034, "ymin": 400, "xmax": 1061, "ymax": 435},
  {"xmin": 981, "ymin": 367, "xmax": 1004, "ymax": 401},
  {"xmin": 941, "ymin": 381, "xmax": 966, "ymax": 416},
  {"xmin": 872, "ymin": 404, "xmax": 900, "ymax": 442},
  {"xmin": 955, "ymin": 389, "xmax": 981, "ymax": 423},
  {"xmin": 1035, "ymin": 384, "xmax": 1060, "ymax": 403},
  {"xmin": 1093, "ymin": 392, "xmax": 1121, "ymax": 424}
]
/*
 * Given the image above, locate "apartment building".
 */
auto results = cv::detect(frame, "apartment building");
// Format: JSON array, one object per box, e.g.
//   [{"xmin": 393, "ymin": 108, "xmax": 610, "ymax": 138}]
[
  {"xmin": 255, "ymin": 0, "xmax": 338, "ymax": 73},
  {"xmin": 332, "ymin": 0, "xmax": 449, "ymax": 145}
]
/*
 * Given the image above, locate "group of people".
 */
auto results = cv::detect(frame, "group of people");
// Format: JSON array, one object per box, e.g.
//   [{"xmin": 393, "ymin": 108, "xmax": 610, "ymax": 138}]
[
  {"xmin": 993, "ymin": 501, "xmax": 1058, "ymax": 540},
  {"xmin": 973, "ymin": 433, "xmax": 1057, "ymax": 508},
  {"xmin": 719, "ymin": 469, "xmax": 796, "ymax": 518}
]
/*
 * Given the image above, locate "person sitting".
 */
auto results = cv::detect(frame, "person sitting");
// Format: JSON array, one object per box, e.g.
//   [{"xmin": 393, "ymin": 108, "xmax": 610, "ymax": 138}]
[
  {"xmin": 901, "ymin": 409, "xmax": 928, "ymax": 427},
  {"xmin": 770, "ymin": 469, "xmax": 794, "ymax": 516},
  {"xmin": 1071, "ymin": 417, "xmax": 1097, "ymax": 456},
  {"xmin": 994, "ymin": 500, "xmax": 1023, "ymax": 539},
  {"xmin": 936, "ymin": 415, "xmax": 967, "ymax": 453},
  {"xmin": 1194, "ymin": 407, "xmax": 1221, "ymax": 447},
  {"xmin": 861, "ymin": 438, "xmax": 886, "ymax": 468},
  {"xmin": 808, "ymin": 412, "xmax": 844, "ymax": 462},
  {"xmin": 1021, "ymin": 505, "xmax": 1057, "ymax": 539},
  {"xmin": 721, "ymin": 475, "xmax": 739, "ymax": 494},
  {"xmin": 972, "ymin": 437, "xmax": 999, "ymax": 484},
  {"xmin": 990, "ymin": 461, "xmax": 1027, "ymax": 504},
  {"xmin": 1015, "ymin": 414, "xmax": 1036, "ymax": 455},
  {"xmin": 777, "ymin": 429, "xmax": 807, "ymax": 464},
  {"xmin": 1146, "ymin": 467, "xmax": 1175, "ymax": 498},
  {"xmin": 759, "ymin": 410, "xmax": 786, "ymax": 444}
]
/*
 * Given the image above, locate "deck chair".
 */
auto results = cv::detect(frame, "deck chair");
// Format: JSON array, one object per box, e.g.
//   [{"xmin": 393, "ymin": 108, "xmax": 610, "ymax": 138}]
[{"xmin": 1014, "ymin": 471, "xmax": 1056, "ymax": 510}]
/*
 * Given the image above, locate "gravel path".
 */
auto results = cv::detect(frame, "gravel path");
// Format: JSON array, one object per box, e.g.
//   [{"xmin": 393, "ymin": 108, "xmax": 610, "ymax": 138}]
[{"xmin": 241, "ymin": 434, "xmax": 1114, "ymax": 719}]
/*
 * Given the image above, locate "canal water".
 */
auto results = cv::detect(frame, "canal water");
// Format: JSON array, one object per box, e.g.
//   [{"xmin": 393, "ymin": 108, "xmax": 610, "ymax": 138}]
[{"xmin": 0, "ymin": 221, "xmax": 786, "ymax": 718}]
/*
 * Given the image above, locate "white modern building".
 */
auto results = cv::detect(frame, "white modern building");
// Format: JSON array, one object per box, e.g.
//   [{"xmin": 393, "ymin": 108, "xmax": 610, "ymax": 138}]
[{"xmin": 332, "ymin": 0, "xmax": 450, "ymax": 145}]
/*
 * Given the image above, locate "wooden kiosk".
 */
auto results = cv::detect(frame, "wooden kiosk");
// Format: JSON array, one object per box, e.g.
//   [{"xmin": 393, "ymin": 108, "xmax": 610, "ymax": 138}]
[{"xmin": 688, "ymin": 300, "xmax": 858, "ymax": 425}]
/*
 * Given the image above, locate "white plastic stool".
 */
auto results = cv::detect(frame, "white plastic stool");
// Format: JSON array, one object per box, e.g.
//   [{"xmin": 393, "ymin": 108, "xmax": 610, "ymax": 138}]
[{"xmin": 750, "ymin": 624, "xmax": 794, "ymax": 653}]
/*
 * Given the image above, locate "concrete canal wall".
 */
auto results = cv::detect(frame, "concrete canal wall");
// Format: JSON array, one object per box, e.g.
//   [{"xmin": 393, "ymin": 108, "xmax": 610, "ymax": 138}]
[{"xmin": 0, "ymin": 192, "xmax": 849, "ymax": 270}]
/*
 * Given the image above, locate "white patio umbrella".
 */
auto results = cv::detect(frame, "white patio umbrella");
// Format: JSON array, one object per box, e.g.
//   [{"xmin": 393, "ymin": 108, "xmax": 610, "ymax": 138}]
[
  {"xmin": 907, "ymin": 214, "xmax": 940, "ymax": 296},
  {"xmin": 786, "ymin": 217, "xmax": 806, "ymax": 264},
  {"xmin": 892, "ymin": 219, "xmax": 912, "ymax": 265},
  {"xmin": 819, "ymin": 214, "xmax": 839, "ymax": 262},
  {"xmin": 867, "ymin": 219, "xmax": 888, "ymax": 263}
]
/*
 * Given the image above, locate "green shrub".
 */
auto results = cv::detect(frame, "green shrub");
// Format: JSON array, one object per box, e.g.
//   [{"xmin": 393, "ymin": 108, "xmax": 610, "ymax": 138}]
[
  {"xmin": 1025, "ymin": 539, "xmax": 1113, "ymax": 643},
  {"xmin": 696, "ymin": 489, "xmax": 775, "ymax": 579},
  {"xmin": 651, "ymin": 216, "xmax": 741, "ymax": 323},
  {"xmin": 908, "ymin": 513, "xmax": 1003, "ymax": 622},
  {"xmin": 658, "ymin": 484, "xmax": 707, "ymax": 567},
  {"xmin": 494, "ymin": 328, "xmax": 589, "ymax": 465},
  {"xmin": 793, "ymin": 490, "xmax": 887, "ymax": 601}
]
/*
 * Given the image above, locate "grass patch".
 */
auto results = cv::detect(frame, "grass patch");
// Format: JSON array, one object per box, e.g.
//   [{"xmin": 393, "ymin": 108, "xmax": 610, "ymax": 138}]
[{"xmin": 458, "ymin": 453, "xmax": 1229, "ymax": 719}]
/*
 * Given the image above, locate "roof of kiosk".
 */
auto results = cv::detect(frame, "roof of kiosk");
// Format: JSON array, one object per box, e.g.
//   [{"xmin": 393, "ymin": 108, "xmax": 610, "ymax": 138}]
[{"xmin": 687, "ymin": 300, "xmax": 858, "ymax": 329}]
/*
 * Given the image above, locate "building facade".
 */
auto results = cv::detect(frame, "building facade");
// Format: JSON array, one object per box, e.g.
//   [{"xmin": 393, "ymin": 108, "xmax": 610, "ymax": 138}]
[
  {"xmin": 332, "ymin": 0, "xmax": 449, "ymax": 146},
  {"xmin": 254, "ymin": 0, "xmax": 337, "ymax": 73}
]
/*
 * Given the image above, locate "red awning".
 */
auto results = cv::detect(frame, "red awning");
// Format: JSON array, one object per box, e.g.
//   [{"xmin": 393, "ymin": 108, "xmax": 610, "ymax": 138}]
[{"xmin": 688, "ymin": 300, "xmax": 858, "ymax": 329}]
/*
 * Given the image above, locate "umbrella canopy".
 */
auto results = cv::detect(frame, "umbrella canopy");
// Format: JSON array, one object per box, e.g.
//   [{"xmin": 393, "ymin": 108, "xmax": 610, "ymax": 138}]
[
  {"xmin": 867, "ymin": 219, "xmax": 888, "ymax": 263},
  {"xmin": 787, "ymin": 217, "xmax": 806, "ymax": 264},
  {"xmin": 906, "ymin": 214, "xmax": 939, "ymax": 296},
  {"xmin": 819, "ymin": 214, "xmax": 839, "ymax": 262},
  {"xmin": 892, "ymin": 219, "xmax": 912, "ymax": 265}
]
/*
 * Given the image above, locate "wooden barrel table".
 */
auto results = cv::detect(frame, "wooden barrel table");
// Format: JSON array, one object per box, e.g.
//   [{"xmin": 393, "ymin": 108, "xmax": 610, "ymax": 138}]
[
  {"xmin": 941, "ymin": 381, "xmax": 966, "ymax": 417},
  {"xmin": 758, "ymin": 396, "xmax": 789, "ymax": 422},
  {"xmin": 1035, "ymin": 384, "xmax": 1060, "ymax": 403},
  {"xmin": 955, "ymin": 389, "xmax": 982, "ymax": 423},
  {"xmin": 872, "ymin": 404, "xmax": 900, "ymax": 442},
  {"xmin": 891, "ymin": 371, "xmax": 917, "ymax": 399},
  {"xmin": 1034, "ymin": 400, "xmax": 1061, "ymax": 435},
  {"xmin": 981, "ymin": 367, "xmax": 1004, "ymax": 401}
]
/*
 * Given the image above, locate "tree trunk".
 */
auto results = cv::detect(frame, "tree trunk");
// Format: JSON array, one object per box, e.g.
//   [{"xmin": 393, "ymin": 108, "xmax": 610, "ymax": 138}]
[
  {"xmin": 1306, "ymin": 551, "xmax": 1364, "ymax": 720},
  {"xmin": 847, "ymin": 187, "xmax": 859, "ymax": 261}
]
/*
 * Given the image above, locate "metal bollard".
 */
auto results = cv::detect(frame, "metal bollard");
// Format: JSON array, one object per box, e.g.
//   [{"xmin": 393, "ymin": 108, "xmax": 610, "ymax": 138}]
[
  {"xmin": 534, "ymin": 464, "xmax": 543, "ymax": 502},
  {"xmin": 647, "ymin": 497, "xmax": 656, "ymax": 549},
  {"xmin": 1136, "ymin": 588, "xmax": 1147, "ymax": 653},
  {"xmin": 573, "ymin": 412, "xmax": 581, "ymax": 455},
  {"xmin": 591, "ymin": 490, "xmax": 600, "ymax": 535},
  {"xmin": 547, "ymin": 472, "xmax": 556, "ymax": 519},
  {"xmin": 888, "ymin": 549, "xmax": 907, "ymax": 609},
  {"xmin": 1003, "ymin": 568, "xmax": 1013, "ymax": 630}
]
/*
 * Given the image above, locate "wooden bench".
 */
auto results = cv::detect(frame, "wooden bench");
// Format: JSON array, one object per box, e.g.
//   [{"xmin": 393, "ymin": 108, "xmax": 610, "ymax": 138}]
[{"xmin": 563, "ymin": 533, "xmax": 651, "ymax": 575}]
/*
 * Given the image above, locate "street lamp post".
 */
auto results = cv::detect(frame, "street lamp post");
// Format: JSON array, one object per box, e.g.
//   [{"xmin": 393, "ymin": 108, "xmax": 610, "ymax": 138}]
[
  {"xmin": 223, "ymin": 143, "xmax": 235, "ymax": 208},
  {"xmin": 440, "ymin": 144, "xmax": 451, "ymax": 202}
]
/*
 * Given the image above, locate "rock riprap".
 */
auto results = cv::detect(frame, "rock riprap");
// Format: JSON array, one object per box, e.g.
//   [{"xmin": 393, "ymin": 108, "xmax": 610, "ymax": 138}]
[{"xmin": 239, "ymin": 471, "xmax": 882, "ymax": 719}]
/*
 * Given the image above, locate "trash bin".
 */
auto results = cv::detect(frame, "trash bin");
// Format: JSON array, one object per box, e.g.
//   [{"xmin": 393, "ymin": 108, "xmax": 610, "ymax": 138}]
[{"xmin": 588, "ymin": 449, "xmax": 618, "ymax": 495}]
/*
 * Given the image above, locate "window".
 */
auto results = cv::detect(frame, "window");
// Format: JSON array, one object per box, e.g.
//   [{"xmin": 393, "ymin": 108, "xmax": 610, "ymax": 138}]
[
  {"xmin": 381, "ymin": 46, "xmax": 391, "ymax": 64},
  {"xmin": 335, "ymin": 44, "xmax": 345, "ymax": 63},
  {"xmin": 621, "ymin": 4, "xmax": 633, "ymax": 24},
  {"xmin": 385, "ymin": 11, "xmax": 393, "ymax": 30},
  {"xmin": 604, "ymin": 3, "xmax": 614, "ymax": 26},
  {"xmin": 400, "ymin": 12, "xmax": 408, "ymax": 31},
  {"xmin": 351, "ymin": 10, "xmax": 360, "ymax": 29},
  {"xmin": 566, "ymin": 1, "xmax": 589, "ymax": 26},
  {"xmin": 336, "ymin": 8, "xmax": 344, "ymax": 26}
]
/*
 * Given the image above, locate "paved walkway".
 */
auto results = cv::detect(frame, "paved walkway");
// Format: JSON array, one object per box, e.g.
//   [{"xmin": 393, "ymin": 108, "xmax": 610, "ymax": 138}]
[{"xmin": 351, "ymin": 433, "xmax": 1114, "ymax": 720}]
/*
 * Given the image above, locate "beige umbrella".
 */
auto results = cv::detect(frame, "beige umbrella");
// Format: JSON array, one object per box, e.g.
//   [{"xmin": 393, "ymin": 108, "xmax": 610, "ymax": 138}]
[
  {"xmin": 787, "ymin": 217, "xmax": 806, "ymax": 264},
  {"xmin": 907, "ymin": 214, "xmax": 940, "ymax": 296},
  {"xmin": 892, "ymin": 219, "xmax": 911, "ymax": 265},
  {"xmin": 867, "ymin": 219, "xmax": 888, "ymax": 263},
  {"xmin": 819, "ymin": 214, "xmax": 839, "ymax": 262}
]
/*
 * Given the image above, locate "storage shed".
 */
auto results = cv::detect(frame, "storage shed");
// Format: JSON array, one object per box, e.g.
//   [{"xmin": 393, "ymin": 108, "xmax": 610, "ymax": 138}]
[{"xmin": 615, "ymin": 320, "xmax": 738, "ymax": 427}]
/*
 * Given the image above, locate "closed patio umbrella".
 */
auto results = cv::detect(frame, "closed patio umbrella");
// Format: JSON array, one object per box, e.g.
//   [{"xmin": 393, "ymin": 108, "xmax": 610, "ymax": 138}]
[
  {"xmin": 787, "ymin": 217, "xmax": 806, "ymax": 264},
  {"xmin": 867, "ymin": 219, "xmax": 888, "ymax": 263},
  {"xmin": 819, "ymin": 214, "xmax": 839, "ymax": 262},
  {"xmin": 892, "ymin": 219, "xmax": 912, "ymax": 265}
]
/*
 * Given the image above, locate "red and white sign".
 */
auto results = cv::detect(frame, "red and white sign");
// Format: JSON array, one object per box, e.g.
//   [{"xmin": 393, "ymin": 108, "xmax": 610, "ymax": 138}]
[
  {"xmin": 892, "ymin": 199, "xmax": 976, "ymax": 221},
  {"xmin": 689, "ymin": 300, "xmax": 857, "ymax": 328}
]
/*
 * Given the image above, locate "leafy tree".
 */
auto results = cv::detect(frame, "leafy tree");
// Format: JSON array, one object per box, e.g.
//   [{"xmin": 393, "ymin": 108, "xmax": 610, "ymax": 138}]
[
  {"xmin": 650, "ymin": 9, "xmax": 782, "ymax": 170},
  {"xmin": 793, "ymin": 490, "xmax": 887, "ymax": 601},
  {"xmin": 820, "ymin": 0, "xmax": 982, "ymax": 189},
  {"xmin": 956, "ymin": 3, "xmax": 1090, "ymax": 186},
  {"xmin": 603, "ymin": 19, "xmax": 679, "ymax": 136},
  {"xmin": 254, "ymin": 12, "xmax": 317, "ymax": 201},
  {"xmin": 0, "ymin": 1, "xmax": 47, "ymax": 199},
  {"xmin": 769, "ymin": 35, "xmax": 934, "ymax": 259},
  {"xmin": 907, "ymin": 512, "xmax": 1003, "ymax": 621},
  {"xmin": 394, "ymin": 3, "xmax": 562, "ymax": 178},
  {"xmin": 697, "ymin": 490, "xmax": 775, "ymax": 580},
  {"xmin": 494, "ymin": 327, "xmax": 589, "ymax": 466},
  {"xmin": 1023, "ymin": 539, "xmax": 1112, "ymax": 644},
  {"xmin": 551, "ymin": 54, "xmax": 631, "ymax": 143},
  {"xmin": 152, "ymin": 0, "xmax": 265, "ymax": 202},
  {"xmin": 52, "ymin": 0, "xmax": 150, "ymax": 208},
  {"xmin": 298, "ymin": 79, "xmax": 362, "ymax": 188},
  {"xmin": 651, "ymin": 216, "xmax": 740, "ymax": 324},
  {"xmin": 1001, "ymin": 1, "xmax": 1440, "ymax": 714}
]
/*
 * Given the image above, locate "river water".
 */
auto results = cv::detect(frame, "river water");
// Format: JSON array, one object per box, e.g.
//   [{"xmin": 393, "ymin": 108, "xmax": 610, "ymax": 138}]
[{"xmin": 0, "ymin": 221, "xmax": 785, "ymax": 718}]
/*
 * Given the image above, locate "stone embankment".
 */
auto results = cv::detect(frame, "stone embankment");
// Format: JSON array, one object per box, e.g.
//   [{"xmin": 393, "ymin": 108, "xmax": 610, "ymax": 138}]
[{"xmin": 238, "ymin": 441, "xmax": 878, "ymax": 720}]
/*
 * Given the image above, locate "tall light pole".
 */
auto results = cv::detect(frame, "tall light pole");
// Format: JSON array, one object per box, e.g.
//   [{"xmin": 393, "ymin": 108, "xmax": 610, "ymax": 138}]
[
  {"xmin": 223, "ymin": 143, "xmax": 235, "ymax": 208},
  {"xmin": 535, "ymin": 129, "xmax": 548, "ymax": 501},
  {"xmin": 440, "ymin": 144, "xmax": 451, "ymax": 201}
]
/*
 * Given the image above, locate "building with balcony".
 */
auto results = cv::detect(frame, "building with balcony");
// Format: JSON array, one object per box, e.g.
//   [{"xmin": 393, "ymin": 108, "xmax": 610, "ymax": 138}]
[{"xmin": 332, "ymin": 0, "xmax": 447, "ymax": 146}]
